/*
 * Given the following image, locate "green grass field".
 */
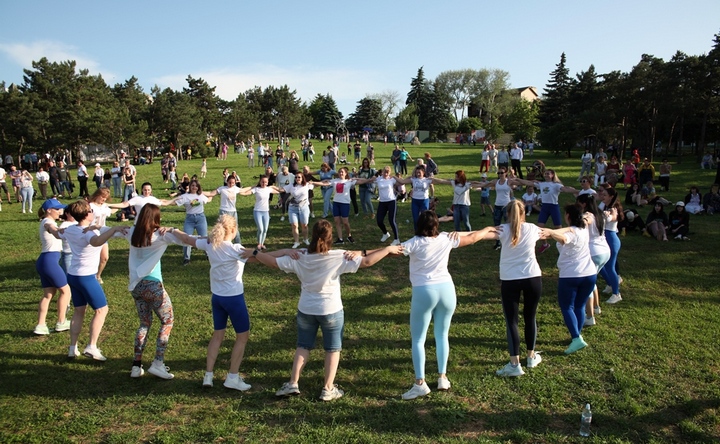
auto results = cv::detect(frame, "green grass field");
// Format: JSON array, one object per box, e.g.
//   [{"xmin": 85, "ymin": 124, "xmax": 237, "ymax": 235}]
[{"xmin": 1, "ymin": 143, "xmax": 719, "ymax": 443}]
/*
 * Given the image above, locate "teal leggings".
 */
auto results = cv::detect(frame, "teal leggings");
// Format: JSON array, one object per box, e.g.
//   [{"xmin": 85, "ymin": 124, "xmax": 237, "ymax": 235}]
[{"xmin": 409, "ymin": 281, "xmax": 456, "ymax": 379}]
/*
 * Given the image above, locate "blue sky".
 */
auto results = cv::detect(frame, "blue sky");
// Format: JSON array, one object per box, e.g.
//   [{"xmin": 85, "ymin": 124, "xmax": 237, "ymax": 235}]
[{"xmin": 1, "ymin": 0, "xmax": 719, "ymax": 118}]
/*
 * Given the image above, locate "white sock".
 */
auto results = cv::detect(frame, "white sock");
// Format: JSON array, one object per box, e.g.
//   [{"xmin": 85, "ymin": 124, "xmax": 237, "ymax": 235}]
[{"xmin": 227, "ymin": 373, "xmax": 238, "ymax": 380}]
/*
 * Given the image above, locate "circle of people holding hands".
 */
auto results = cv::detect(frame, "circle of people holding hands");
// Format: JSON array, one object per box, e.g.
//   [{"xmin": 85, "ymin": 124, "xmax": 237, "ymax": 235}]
[{"xmin": 29, "ymin": 144, "xmax": 714, "ymax": 403}]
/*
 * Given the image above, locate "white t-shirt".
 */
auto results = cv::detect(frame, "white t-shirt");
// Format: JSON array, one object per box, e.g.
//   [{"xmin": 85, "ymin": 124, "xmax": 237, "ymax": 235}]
[
  {"xmin": 276, "ymin": 250, "xmax": 361, "ymax": 316},
  {"xmin": 535, "ymin": 181, "xmax": 563, "ymax": 205},
  {"xmin": 494, "ymin": 180, "xmax": 514, "ymax": 206},
  {"xmin": 89, "ymin": 202, "xmax": 112, "ymax": 227},
  {"xmin": 60, "ymin": 225, "xmax": 109, "ymax": 276},
  {"xmin": 599, "ymin": 202, "xmax": 619, "ymax": 232},
  {"xmin": 39, "ymin": 217, "xmax": 62, "ymax": 253},
  {"xmin": 216, "ymin": 186, "xmax": 242, "ymax": 212},
  {"xmin": 175, "ymin": 193, "xmax": 209, "ymax": 215},
  {"xmin": 284, "ymin": 184, "xmax": 312, "ymax": 208},
  {"xmin": 195, "ymin": 239, "xmax": 249, "ymax": 296},
  {"xmin": 77, "ymin": 165, "xmax": 88, "ymax": 178},
  {"xmin": 451, "ymin": 181, "xmax": 472, "ymax": 206},
  {"xmin": 556, "ymin": 227, "xmax": 596, "ymax": 278},
  {"xmin": 402, "ymin": 233, "xmax": 459, "ymax": 287},
  {"xmin": 584, "ymin": 212, "xmax": 610, "ymax": 258},
  {"xmin": 124, "ymin": 228, "xmax": 186, "ymax": 291},
  {"xmin": 59, "ymin": 220, "xmax": 76, "ymax": 253},
  {"xmin": 376, "ymin": 177, "xmax": 397, "ymax": 202},
  {"xmin": 498, "ymin": 222, "xmax": 542, "ymax": 280},
  {"xmin": 522, "ymin": 192, "xmax": 538, "ymax": 204},
  {"xmin": 410, "ymin": 178, "xmax": 432, "ymax": 200},
  {"xmin": 0, "ymin": 167, "xmax": 5, "ymax": 182},
  {"xmin": 36, "ymin": 171, "xmax": 49, "ymax": 184},
  {"xmin": 276, "ymin": 172, "xmax": 293, "ymax": 188},
  {"xmin": 331, "ymin": 179, "xmax": 356, "ymax": 204},
  {"xmin": 577, "ymin": 188, "xmax": 597, "ymax": 196},
  {"xmin": 127, "ymin": 195, "xmax": 162, "ymax": 224},
  {"xmin": 251, "ymin": 187, "xmax": 274, "ymax": 211}
]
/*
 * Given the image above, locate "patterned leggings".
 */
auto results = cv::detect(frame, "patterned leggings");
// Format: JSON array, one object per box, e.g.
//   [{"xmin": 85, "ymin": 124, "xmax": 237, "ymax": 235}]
[{"xmin": 131, "ymin": 279, "xmax": 174, "ymax": 362}]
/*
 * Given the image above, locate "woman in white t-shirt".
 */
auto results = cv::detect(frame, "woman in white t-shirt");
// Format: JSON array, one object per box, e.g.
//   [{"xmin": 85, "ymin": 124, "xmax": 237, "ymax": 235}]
[
  {"xmin": 285, "ymin": 172, "xmax": 317, "ymax": 248},
  {"xmin": 33, "ymin": 198, "xmax": 72, "ymax": 336},
  {"xmin": 203, "ymin": 176, "xmax": 243, "ymax": 244},
  {"xmin": 180, "ymin": 215, "xmax": 292, "ymax": 391},
  {"xmin": 121, "ymin": 204, "xmax": 195, "ymax": 380},
  {"xmin": 476, "ymin": 167, "xmax": 519, "ymax": 250},
  {"xmin": 432, "ymin": 170, "xmax": 478, "ymax": 232},
  {"xmin": 250, "ymin": 219, "xmax": 402, "ymax": 401},
  {"xmin": 109, "ymin": 182, "xmax": 174, "ymax": 226},
  {"xmin": 374, "ymin": 166, "xmax": 401, "ymax": 245},
  {"xmin": 238, "ymin": 176, "xmax": 282, "ymax": 251},
  {"xmin": 576, "ymin": 194, "xmax": 611, "ymax": 326},
  {"xmin": 542, "ymin": 204, "xmax": 598, "ymax": 354},
  {"xmin": 400, "ymin": 211, "xmax": 496, "ymax": 400},
  {"xmin": 59, "ymin": 200, "xmax": 128, "ymax": 361},
  {"xmin": 316, "ymin": 167, "xmax": 374, "ymax": 244},
  {"xmin": 88, "ymin": 188, "xmax": 117, "ymax": 284},
  {"xmin": 487, "ymin": 200, "xmax": 549, "ymax": 377},
  {"xmin": 174, "ymin": 180, "xmax": 212, "ymax": 265},
  {"xmin": 395, "ymin": 166, "xmax": 436, "ymax": 232}
]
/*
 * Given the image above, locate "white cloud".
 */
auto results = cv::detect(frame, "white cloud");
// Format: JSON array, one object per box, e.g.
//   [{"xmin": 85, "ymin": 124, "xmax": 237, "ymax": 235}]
[
  {"xmin": 152, "ymin": 63, "xmax": 388, "ymax": 116},
  {"xmin": 0, "ymin": 40, "xmax": 115, "ymax": 80}
]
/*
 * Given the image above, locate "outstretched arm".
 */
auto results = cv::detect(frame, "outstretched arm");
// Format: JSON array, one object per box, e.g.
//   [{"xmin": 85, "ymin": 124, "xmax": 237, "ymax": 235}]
[
  {"xmin": 541, "ymin": 227, "xmax": 570, "ymax": 244},
  {"xmin": 89, "ymin": 225, "xmax": 129, "ymax": 247},
  {"xmin": 356, "ymin": 244, "xmax": 404, "ymax": 268},
  {"xmin": 431, "ymin": 178, "xmax": 452, "ymax": 186},
  {"xmin": 453, "ymin": 226, "xmax": 499, "ymax": 247}
]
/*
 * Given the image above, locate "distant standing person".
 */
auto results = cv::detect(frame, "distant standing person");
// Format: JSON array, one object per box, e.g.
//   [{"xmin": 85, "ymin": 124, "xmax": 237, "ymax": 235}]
[
  {"xmin": 203, "ymin": 176, "xmax": 244, "ymax": 244},
  {"xmin": 510, "ymin": 144, "xmax": 524, "ymax": 179}
]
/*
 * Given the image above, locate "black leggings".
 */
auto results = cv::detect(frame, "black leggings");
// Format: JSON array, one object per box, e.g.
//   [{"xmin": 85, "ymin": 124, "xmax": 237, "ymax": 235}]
[
  {"xmin": 376, "ymin": 200, "xmax": 399, "ymax": 239},
  {"xmin": 501, "ymin": 277, "xmax": 542, "ymax": 356}
]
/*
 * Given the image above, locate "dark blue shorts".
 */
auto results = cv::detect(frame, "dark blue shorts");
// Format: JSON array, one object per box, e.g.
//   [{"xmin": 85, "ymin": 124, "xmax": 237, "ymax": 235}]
[
  {"xmin": 211, "ymin": 293, "xmax": 250, "ymax": 333},
  {"xmin": 36, "ymin": 252, "xmax": 67, "ymax": 288},
  {"xmin": 332, "ymin": 202, "xmax": 350, "ymax": 218}
]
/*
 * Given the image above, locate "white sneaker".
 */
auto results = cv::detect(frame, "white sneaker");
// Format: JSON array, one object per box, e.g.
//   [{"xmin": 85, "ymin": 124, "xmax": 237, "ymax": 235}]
[
  {"xmin": 618, "ymin": 276, "xmax": 624, "ymax": 284},
  {"xmin": 496, "ymin": 362, "xmax": 525, "ymax": 377},
  {"xmin": 584, "ymin": 317, "xmax": 596, "ymax": 326},
  {"xmin": 68, "ymin": 345, "xmax": 80, "ymax": 359},
  {"xmin": 319, "ymin": 385, "xmax": 344, "ymax": 401},
  {"xmin": 202, "ymin": 372, "xmax": 213, "ymax": 387},
  {"xmin": 83, "ymin": 346, "xmax": 107, "ymax": 361},
  {"xmin": 402, "ymin": 381, "xmax": 431, "ymax": 400},
  {"xmin": 303, "ymin": 239, "xmax": 310, "ymax": 246},
  {"xmin": 380, "ymin": 232, "xmax": 391, "ymax": 242},
  {"xmin": 33, "ymin": 324, "xmax": 50, "ymax": 335},
  {"xmin": 526, "ymin": 353, "xmax": 542, "ymax": 368},
  {"xmin": 602, "ymin": 285, "xmax": 612, "ymax": 294},
  {"xmin": 594, "ymin": 306, "xmax": 602, "ymax": 315},
  {"xmin": 130, "ymin": 365, "xmax": 144, "ymax": 378},
  {"xmin": 55, "ymin": 319, "xmax": 71, "ymax": 332},
  {"xmin": 148, "ymin": 360, "xmax": 174, "ymax": 379},
  {"xmin": 276, "ymin": 382, "xmax": 300, "ymax": 397},
  {"xmin": 606, "ymin": 293, "xmax": 623, "ymax": 304},
  {"xmin": 292, "ymin": 242, "xmax": 300, "ymax": 249},
  {"xmin": 224, "ymin": 376, "xmax": 251, "ymax": 391},
  {"xmin": 391, "ymin": 239, "xmax": 401, "ymax": 246},
  {"xmin": 437, "ymin": 377, "xmax": 451, "ymax": 391}
]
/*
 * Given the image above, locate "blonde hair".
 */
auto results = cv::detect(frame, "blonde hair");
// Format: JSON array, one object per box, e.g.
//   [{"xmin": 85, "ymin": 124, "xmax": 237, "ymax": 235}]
[
  {"xmin": 208, "ymin": 215, "xmax": 237, "ymax": 247},
  {"xmin": 506, "ymin": 200, "xmax": 526, "ymax": 247}
]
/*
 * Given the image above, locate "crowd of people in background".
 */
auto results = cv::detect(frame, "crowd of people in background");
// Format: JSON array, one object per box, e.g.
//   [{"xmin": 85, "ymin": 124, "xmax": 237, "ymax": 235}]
[{"xmin": 10, "ymin": 136, "xmax": 720, "ymax": 402}]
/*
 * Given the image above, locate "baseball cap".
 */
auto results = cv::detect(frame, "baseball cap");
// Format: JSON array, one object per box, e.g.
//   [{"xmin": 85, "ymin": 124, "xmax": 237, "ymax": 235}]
[{"xmin": 41, "ymin": 198, "xmax": 66, "ymax": 211}]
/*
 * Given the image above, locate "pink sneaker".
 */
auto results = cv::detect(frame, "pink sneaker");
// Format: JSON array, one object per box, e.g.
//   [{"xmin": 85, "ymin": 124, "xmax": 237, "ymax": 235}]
[{"xmin": 538, "ymin": 243, "xmax": 551, "ymax": 254}]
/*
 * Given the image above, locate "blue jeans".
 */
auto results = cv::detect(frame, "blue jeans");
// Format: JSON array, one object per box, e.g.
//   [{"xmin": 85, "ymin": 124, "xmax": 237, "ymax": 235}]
[
  {"xmin": 183, "ymin": 213, "xmax": 208, "ymax": 260},
  {"xmin": 112, "ymin": 177, "xmax": 122, "ymax": 197},
  {"xmin": 411, "ymin": 198, "xmax": 429, "ymax": 232},
  {"xmin": 296, "ymin": 309, "xmax": 344, "ymax": 352},
  {"xmin": 218, "ymin": 209, "xmax": 241, "ymax": 243},
  {"xmin": 20, "ymin": 187, "xmax": 34, "ymax": 212},
  {"xmin": 123, "ymin": 184, "xmax": 135, "ymax": 202},
  {"xmin": 453, "ymin": 204, "xmax": 471, "ymax": 231},
  {"xmin": 253, "ymin": 210, "xmax": 270, "ymax": 246},
  {"xmin": 359, "ymin": 187, "xmax": 374, "ymax": 215},
  {"xmin": 557, "ymin": 275, "xmax": 597, "ymax": 339},
  {"xmin": 322, "ymin": 186, "xmax": 333, "ymax": 217}
]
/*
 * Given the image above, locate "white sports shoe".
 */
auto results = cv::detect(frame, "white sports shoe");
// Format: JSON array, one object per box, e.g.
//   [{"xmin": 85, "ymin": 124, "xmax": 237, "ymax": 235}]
[
  {"xmin": 496, "ymin": 362, "xmax": 525, "ymax": 377},
  {"xmin": 148, "ymin": 360, "xmax": 174, "ymax": 379},
  {"xmin": 380, "ymin": 232, "xmax": 391, "ymax": 242},
  {"xmin": 223, "ymin": 376, "xmax": 251, "ymax": 391},
  {"xmin": 292, "ymin": 242, "xmax": 300, "ymax": 249},
  {"xmin": 402, "ymin": 381, "xmax": 431, "ymax": 400},
  {"xmin": 130, "ymin": 365, "xmax": 144, "ymax": 378},
  {"xmin": 391, "ymin": 239, "xmax": 401, "ymax": 246},
  {"xmin": 526, "ymin": 353, "xmax": 542, "ymax": 368},
  {"xmin": 437, "ymin": 377, "xmax": 451, "ymax": 391},
  {"xmin": 606, "ymin": 293, "xmax": 623, "ymax": 304},
  {"xmin": 202, "ymin": 372, "xmax": 213, "ymax": 387},
  {"xmin": 602, "ymin": 285, "xmax": 612, "ymax": 294}
]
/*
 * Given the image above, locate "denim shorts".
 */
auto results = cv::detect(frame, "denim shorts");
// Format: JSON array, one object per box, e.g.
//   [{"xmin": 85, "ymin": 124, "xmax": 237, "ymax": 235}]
[
  {"xmin": 296, "ymin": 309, "xmax": 344, "ymax": 352},
  {"xmin": 288, "ymin": 205, "xmax": 310, "ymax": 225}
]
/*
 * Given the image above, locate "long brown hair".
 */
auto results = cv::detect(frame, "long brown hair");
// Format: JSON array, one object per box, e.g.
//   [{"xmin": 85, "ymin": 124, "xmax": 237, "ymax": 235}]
[
  {"xmin": 308, "ymin": 219, "xmax": 333, "ymax": 254},
  {"xmin": 89, "ymin": 187, "xmax": 110, "ymax": 204},
  {"xmin": 131, "ymin": 204, "xmax": 161, "ymax": 248},
  {"xmin": 506, "ymin": 200, "xmax": 526, "ymax": 247}
]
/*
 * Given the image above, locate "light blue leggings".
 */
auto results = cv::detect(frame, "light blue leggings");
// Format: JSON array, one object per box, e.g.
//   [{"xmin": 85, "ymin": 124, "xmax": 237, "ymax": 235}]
[
  {"xmin": 253, "ymin": 210, "xmax": 270, "ymax": 246},
  {"xmin": 409, "ymin": 281, "xmax": 456, "ymax": 379}
]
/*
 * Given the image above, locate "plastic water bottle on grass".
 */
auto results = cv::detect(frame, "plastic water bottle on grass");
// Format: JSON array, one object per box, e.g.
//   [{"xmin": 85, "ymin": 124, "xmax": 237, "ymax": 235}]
[{"xmin": 579, "ymin": 403, "xmax": 592, "ymax": 437}]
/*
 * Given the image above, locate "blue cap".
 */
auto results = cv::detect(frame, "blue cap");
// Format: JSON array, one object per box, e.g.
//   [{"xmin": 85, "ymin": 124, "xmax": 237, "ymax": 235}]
[{"xmin": 41, "ymin": 198, "xmax": 66, "ymax": 211}]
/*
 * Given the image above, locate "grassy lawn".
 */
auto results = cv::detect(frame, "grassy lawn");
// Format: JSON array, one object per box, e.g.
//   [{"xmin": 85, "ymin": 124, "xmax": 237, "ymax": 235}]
[{"xmin": 1, "ymin": 142, "xmax": 719, "ymax": 443}]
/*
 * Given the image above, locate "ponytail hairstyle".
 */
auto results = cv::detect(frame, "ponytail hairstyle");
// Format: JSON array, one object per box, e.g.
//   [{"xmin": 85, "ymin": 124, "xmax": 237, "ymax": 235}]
[
  {"xmin": 505, "ymin": 200, "xmax": 526, "ymax": 247},
  {"xmin": 208, "ymin": 214, "xmax": 237, "ymax": 247},
  {"xmin": 564, "ymin": 203, "xmax": 586, "ymax": 228},
  {"xmin": 131, "ymin": 204, "xmax": 161, "ymax": 248},
  {"xmin": 454, "ymin": 170, "xmax": 467, "ymax": 186},
  {"xmin": 605, "ymin": 187, "xmax": 625, "ymax": 221},
  {"xmin": 308, "ymin": 219, "xmax": 333, "ymax": 254},
  {"xmin": 576, "ymin": 193, "xmax": 604, "ymax": 233}
]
